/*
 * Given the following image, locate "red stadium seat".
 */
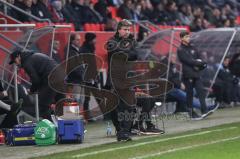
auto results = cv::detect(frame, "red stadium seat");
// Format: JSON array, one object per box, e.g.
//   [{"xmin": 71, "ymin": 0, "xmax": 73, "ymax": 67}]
[
  {"xmin": 236, "ymin": 16, "xmax": 240, "ymax": 25},
  {"xmin": 108, "ymin": 6, "xmax": 118, "ymax": 19},
  {"xmin": 91, "ymin": 0, "xmax": 98, "ymax": 5},
  {"xmin": 95, "ymin": 24, "xmax": 100, "ymax": 31},
  {"xmin": 84, "ymin": 23, "xmax": 91, "ymax": 31},
  {"xmin": 100, "ymin": 24, "xmax": 105, "ymax": 31}
]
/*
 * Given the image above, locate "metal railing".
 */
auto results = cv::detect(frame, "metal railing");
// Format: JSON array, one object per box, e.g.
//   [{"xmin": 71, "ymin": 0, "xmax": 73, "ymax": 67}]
[{"xmin": 0, "ymin": 24, "xmax": 38, "ymax": 120}]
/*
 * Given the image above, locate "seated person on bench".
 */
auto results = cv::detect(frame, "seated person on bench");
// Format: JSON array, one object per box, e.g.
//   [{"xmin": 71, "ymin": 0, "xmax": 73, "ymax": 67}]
[{"xmin": 0, "ymin": 81, "xmax": 23, "ymax": 128}]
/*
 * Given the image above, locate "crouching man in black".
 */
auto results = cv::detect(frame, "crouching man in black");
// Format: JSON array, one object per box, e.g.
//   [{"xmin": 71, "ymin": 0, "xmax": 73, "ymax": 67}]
[
  {"xmin": 9, "ymin": 50, "xmax": 65, "ymax": 120},
  {"xmin": 177, "ymin": 31, "xmax": 211, "ymax": 120}
]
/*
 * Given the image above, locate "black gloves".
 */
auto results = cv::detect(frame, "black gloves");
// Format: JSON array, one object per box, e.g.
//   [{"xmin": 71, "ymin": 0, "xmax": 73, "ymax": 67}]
[{"xmin": 193, "ymin": 59, "xmax": 207, "ymax": 71}]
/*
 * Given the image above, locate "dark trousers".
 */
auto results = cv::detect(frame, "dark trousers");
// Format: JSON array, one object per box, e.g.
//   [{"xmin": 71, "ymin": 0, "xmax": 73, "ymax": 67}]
[
  {"xmin": 0, "ymin": 100, "xmax": 18, "ymax": 128},
  {"xmin": 38, "ymin": 85, "xmax": 65, "ymax": 119},
  {"xmin": 111, "ymin": 98, "xmax": 135, "ymax": 133},
  {"xmin": 183, "ymin": 78, "xmax": 207, "ymax": 114},
  {"xmin": 136, "ymin": 97, "xmax": 155, "ymax": 126},
  {"xmin": 213, "ymin": 80, "xmax": 233, "ymax": 104}
]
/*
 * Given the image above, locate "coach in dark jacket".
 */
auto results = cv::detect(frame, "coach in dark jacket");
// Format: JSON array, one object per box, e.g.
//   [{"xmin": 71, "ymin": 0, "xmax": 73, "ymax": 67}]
[
  {"xmin": 9, "ymin": 50, "xmax": 65, "ymax": 120},
  {"xmin": 177, "ymin": 31, "xmax": 209, "ymax": 120},
  {"xmin": 105, "ymin": 21, "xmax": 138, "ymax": 89},
  {"xmin": 105, "ymin": 19, "xmax": 138, "ymax": 141}
]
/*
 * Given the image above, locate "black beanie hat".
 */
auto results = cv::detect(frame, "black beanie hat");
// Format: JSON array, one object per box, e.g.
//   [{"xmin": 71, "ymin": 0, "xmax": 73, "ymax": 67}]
[{"xmin": 85, "ymin": 33, "xmax": 96, "ymax": 42}]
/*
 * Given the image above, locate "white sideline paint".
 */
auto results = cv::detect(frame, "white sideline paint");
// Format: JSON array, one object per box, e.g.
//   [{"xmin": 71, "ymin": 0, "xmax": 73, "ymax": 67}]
[
  {"xmin": 72, "ymin": 127, "xmax": 237, "ymax": 158},
  {"xmin": 130, "ymin": 135, "xmax": 240, "ymax": 159}
]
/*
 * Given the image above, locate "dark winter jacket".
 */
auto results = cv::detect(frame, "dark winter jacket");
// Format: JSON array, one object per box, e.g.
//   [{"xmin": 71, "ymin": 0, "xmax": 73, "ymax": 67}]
[
  {"xmin": 106, "ymin": 33, "xmax": 138, "ymax": 65},
  {"xmin": 177, "ymin": 43, "xmax": 206, "ymax": 79},
  {"xmin": 66, "ymin": 45, "xmax": 85, "ymax": 84},
  {"xmin": 20, "ymin": 51, "xmax": 57, "ymax": 92},
  {"xmin": 105, "ymin": 33, "xmax": 138, "ymax": 89},
  {"xmin": 31, "ymin": 1, "xmax": 53, "ymax": 21}
]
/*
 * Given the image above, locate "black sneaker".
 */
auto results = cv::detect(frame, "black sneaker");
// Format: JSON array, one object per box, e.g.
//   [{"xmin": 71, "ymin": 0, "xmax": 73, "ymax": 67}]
[
  {"xmin": 117, "ymin": 132, "xmax": 132, "ymax": 142},
  {"xmin": 10, "ymin": 99, "xmax": 23, "ymax": 115},
  {"xmin": 141, "ymin": 123, "xmax": 165, "ymax": 135},
  {"xmin": 131, "ymin": 123, "xmax": 146, "ymax": 135}
]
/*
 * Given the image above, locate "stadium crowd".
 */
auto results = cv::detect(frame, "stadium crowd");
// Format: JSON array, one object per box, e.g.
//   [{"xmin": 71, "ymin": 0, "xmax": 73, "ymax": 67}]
[{"xmin": 1, "ymin": 0, "xmax": 240, "ymax": 31}]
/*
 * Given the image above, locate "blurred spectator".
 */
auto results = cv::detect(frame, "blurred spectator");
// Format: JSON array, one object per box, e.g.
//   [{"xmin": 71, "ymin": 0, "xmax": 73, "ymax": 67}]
[
  {"xmin": 164, "ymin": 0, "xmax": 180, "ymax": 25},
  {"xmin": 13, "ymin": 0, "xmax": 34, "ymax": 22},
  {"xmin": 50, "ymin": 40, "xmax": 62, "ymax": 64},
  {"xmin": 223, "ymin": 18, "xmax": 231, "ymax": 27},
  {"xmin": 0, "ymin": 0, "xmax": 16, "ymax": 17},
  {"xmin": 86, "ymin": 0, "xmax": 104, "ymax": 22},
  {"xmin": 202, "ymin": 18, "xmax": 211, "ymax": 29},
  {"xmin": 192, "ymin": 6, "xmax": 204, "ymax": 19},
  {"xmin": 152, "ymin": 2, "xmax": 166, "ymax": 24},
  {"xmin": 132, "ymin": 2, "xmax": 150, "ymax": 21},
  {"xmin": 215, "ymin": 56, "xmax": 235, "ymax": 105},
  {"xmin": 48, "ymin": 0, "xmax": 65, "ymax": 22},
  {"xmin": 117, "ymin": 0, "xmax": 134, "ymax": 19},
  {"xmin": 221, "ymin": 3, "xmax": 237, "ymax": 22},
  {"xmin": 190, "ymin": 17, "xmax": 204, "ymax": 32},
  {"xmin": 178, "ymin": 4, "xmax": 193, "ymax": 25},
  {"xmin": 62, "ymin": 0, "xmax": 81, "ymax": 28},
  {"xmin": 107, "ymin": 0, "xmax": 123, "ymax": 7},
  {"xmin": 68, "ymin": 0, "xmax": 102, "ymax": 30},
  {"xmin": 66, "ymin": 0, "xmax": 87, "ymax": 30},
  {"xmin": 31, "ymin": 0, "xmax": 53, "ymax": 21},
  {"xmin": 208, "ymin": 8, "xmax": 223, "ymax": 27},
  {"xmin": 94, "ymin": 0, "xmax": 109, "ymax": 22},
  {"xmin": 137, "ymin": 0, "xmax": 153, "ymax": 21}
]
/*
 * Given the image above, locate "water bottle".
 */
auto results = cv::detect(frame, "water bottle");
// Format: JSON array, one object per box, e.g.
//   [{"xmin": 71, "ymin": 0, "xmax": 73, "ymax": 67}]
[{"xmin": 106, "ymin": 122, "xmax": 112, "ymax": 136}]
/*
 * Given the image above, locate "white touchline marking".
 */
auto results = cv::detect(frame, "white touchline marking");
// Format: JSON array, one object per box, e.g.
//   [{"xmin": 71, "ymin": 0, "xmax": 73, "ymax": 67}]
[
  {"xmin": 130, "ymin": 135, "xmax": 240, "ymax": 159},
  {"xmin": 71, "ymin": 126, "xmax": 237, "ymax": 158}
]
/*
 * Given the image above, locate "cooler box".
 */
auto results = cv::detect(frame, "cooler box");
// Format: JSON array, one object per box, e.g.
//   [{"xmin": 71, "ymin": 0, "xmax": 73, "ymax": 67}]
[
  {"xmin": 58, "ymin": 119, "xmax": 84, "ymax": 144},
  {"xmin": 5, "ymin": 123, "xmax": 36, "ymax": 146},
  {"xmin": 63, "ymin": 101, "xmax": 80, "ymax": 118},
  {"xmin": 34, "ymin": 119, "xmax": 56, "ymax": 146}
]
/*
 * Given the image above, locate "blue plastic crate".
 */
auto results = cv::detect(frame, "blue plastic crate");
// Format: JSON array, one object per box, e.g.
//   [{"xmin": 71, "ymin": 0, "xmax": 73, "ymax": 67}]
[{"xmin": 58, "ymin": 119, "xmax": 84, "ymax": 144}]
